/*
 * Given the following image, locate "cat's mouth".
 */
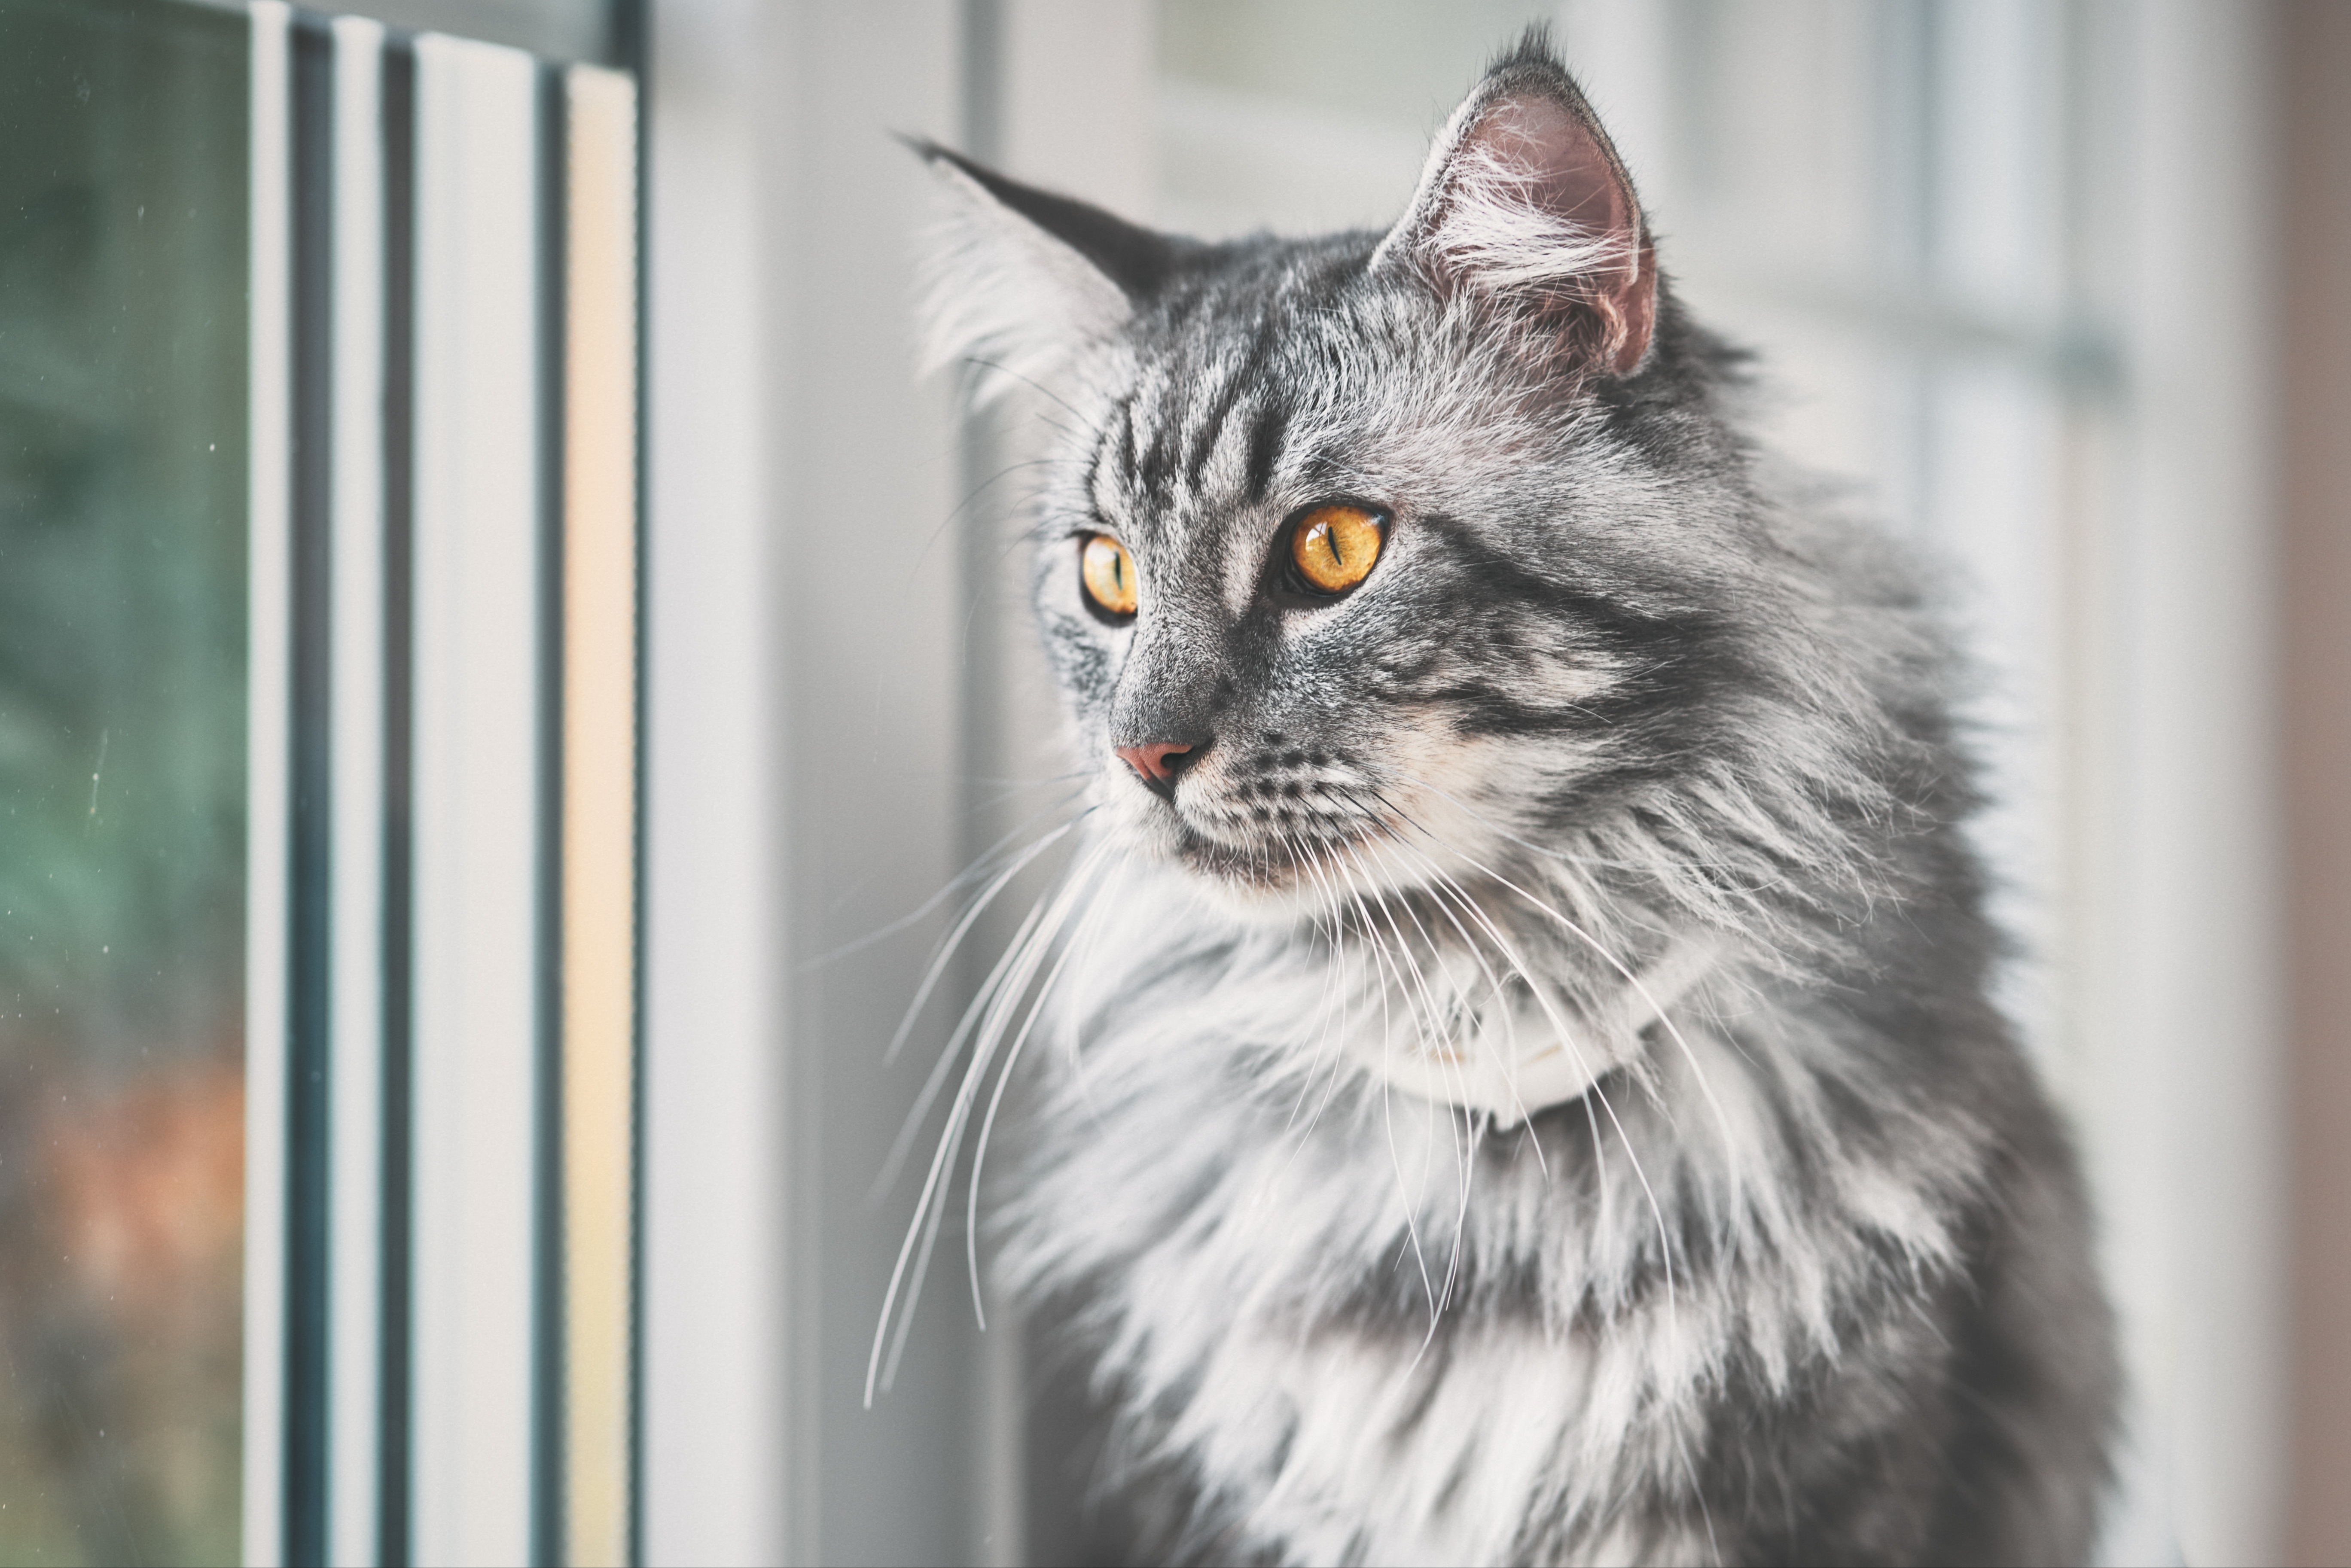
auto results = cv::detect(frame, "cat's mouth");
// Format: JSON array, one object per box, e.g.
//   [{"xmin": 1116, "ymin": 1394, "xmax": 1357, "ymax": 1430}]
[
  {"xmin": 1166, "ymin": 815, "xmax": 1384, "ymax": 892},
  {"xmin": 1171, "ymin": 826, "xmax": 1310, "ymax": 888}
]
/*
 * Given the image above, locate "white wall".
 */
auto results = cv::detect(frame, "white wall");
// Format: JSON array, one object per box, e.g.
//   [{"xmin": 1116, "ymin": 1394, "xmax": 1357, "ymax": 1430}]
[{"xmin": 642, "ymin": 3, "xmax": 978, "ymax": 1564}]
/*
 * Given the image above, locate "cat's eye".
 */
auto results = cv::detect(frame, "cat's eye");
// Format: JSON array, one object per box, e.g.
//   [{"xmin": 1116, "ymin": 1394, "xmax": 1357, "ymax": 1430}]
[
  {"xmin": 1079, "ymin": 533, "xmax": 1139, "ymax": 619},
  {"xmin": 1287, "ymin": 503, "xmax": 1385, "ymax": 596}
]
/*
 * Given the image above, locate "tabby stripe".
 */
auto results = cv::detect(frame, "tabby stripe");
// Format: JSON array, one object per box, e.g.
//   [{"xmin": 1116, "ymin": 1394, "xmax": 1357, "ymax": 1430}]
[{"xmin": 1242, "ymin": 399, "xmax": 1289, "ymax": 503}]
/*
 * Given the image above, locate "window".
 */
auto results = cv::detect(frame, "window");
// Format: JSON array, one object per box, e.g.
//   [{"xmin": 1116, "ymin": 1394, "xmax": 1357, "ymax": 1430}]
[
  {"xmin": 0, "ymin": 6, "xmax": 249, "ymax": 1560},
  {"xmin": 0, "ymin": 4, "xmax": 645, "ymax": 1564}
]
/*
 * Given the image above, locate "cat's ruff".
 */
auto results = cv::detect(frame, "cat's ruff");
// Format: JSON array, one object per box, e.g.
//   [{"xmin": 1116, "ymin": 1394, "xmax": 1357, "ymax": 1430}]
[{"xmin": 1351, "ymin": 932, "xmax": 1725, "ymax": 1129}]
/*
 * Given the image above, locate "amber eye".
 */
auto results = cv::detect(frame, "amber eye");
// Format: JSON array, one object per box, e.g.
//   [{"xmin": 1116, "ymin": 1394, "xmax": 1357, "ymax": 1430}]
[
  {"xmin": 1079, "ymin": 533, "xmax": 1138, "ymax": 618},
  {"xmin": 1288, "ymin": 503, "xmax": 1385, "ymax": 596}
]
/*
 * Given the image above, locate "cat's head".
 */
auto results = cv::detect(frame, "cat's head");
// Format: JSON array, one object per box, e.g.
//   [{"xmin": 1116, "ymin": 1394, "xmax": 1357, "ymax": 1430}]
[{"xmin": 918, "ymin": 31, "xmax": 1891, "ymax": 930}]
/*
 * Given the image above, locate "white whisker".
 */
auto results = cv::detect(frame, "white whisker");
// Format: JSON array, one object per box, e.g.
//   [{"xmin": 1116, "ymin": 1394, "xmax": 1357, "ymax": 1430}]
[
  {"xmin": 869, "ymin": 891, "xmax": 1052, "ymax": 1207},
  {"xmin": 883, "ymin": 809, "xmax": 1089, "ymax": 1066},
  {"xmin": 964, "ymin": 855, "xmax": 1107, "ymax": 1328},
  {"xmin": 867, "ymin": 838, "xmax": 1111, "ymax": 1405},
  {"xmin": 806, "ymin": 788, "xmax": 1088, "ymax": 974},
  {"xmin": 1327, "ymin": 844, "xmax": 1439, "ymax": 1321},
  {"xmin": 1339, "ymin": 840, "xmax": 1475, "ymax": 1334}
]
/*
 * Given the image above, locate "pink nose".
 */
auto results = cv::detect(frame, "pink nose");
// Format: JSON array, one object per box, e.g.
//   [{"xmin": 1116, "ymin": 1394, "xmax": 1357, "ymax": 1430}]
[{"xmin": 1115, "ymin": 741, "xmax": 1192, "ymax": 786}]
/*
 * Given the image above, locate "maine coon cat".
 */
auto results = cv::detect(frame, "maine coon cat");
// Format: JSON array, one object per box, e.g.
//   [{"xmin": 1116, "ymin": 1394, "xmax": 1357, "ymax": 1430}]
[{"xmin": 884, "ymin": 31, "xmax": 2119, "ymax": 1567}]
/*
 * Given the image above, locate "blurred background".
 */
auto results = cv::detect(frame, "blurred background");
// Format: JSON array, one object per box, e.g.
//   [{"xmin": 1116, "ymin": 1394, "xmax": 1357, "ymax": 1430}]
[{"xmin": 2, "ymin": 1, "xmax": 2346, "ymax": 1565}]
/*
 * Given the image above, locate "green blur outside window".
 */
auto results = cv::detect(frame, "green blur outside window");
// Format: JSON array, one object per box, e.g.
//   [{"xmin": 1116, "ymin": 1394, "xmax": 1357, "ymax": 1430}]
[{"xmin": 0, "ymin": 2, "xmax": 251, "ymax": 1562}]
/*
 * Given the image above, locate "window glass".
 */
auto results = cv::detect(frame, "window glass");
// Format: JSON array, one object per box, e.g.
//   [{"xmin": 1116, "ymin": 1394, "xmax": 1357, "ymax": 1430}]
[
  {"xmin": 1157, "ymin": 0, "xmax": 1551, "ymax": 241},
  {"xmin": 0, "ymin": 2, "xmax": 248, "ymax": 1562},
  {"xmin": 295, "ymin": 0, "xmax": 624, "ymax": 64}
]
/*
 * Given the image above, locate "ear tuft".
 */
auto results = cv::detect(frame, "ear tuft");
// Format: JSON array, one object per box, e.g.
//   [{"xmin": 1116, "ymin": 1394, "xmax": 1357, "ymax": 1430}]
[
  {"xmin": 910, "ymin": 142, "xmax": 1173, "ymax": 408},
  {"xmin": 1375, "ymin": 36, "xmax": 1656, "ymax": 376}
]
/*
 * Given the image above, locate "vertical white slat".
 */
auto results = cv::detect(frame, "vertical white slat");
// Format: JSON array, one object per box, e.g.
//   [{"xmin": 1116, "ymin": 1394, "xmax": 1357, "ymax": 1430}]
[
  {"xmin": 2098, "ymin": 4, "xmax": 2286, "ymax": 1562},
  {"xmin": 409, "ymin": 33, "xmax": 541, "ymax": 1568},
  {"xmin": 561, "ymin": 61, "xmax": 640, "ymax": 1568},
  {"xmin": 244, "ymin": 6, "xmax": 292, "ymax": 1565},
  {"xmin": 642, "ymin": 4, "xmax": 786, "ymax": 1563},
  {"xmin": 328, "ymin": 16, "xmax": 386, "ymax": 1568}
]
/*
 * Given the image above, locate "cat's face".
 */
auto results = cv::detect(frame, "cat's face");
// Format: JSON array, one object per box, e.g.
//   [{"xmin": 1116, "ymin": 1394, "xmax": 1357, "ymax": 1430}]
[
  {"xmin": 1027, "ymin": 298, "xmax": 1669, "ymax": 912},
  {"xmin": 924, "ymin": 55, "xmax": 1763, "ymax": 918}
]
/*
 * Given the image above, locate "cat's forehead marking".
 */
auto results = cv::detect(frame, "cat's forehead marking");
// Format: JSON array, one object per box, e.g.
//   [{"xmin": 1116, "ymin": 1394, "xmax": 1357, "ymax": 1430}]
[
  {"xmin": 1091, "ymin": 348, "xmax": 1287, "ymax": 578},
  {"xmin": 1077, "ymin": 268, "xmax": 1457, "ymax": 628}
]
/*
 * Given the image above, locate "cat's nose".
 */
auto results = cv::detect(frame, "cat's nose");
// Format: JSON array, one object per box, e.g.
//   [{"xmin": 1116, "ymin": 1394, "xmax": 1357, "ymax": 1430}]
[{"xmin": 1115, "ymin": 740, "xmax": 1204, "ymax": 800}]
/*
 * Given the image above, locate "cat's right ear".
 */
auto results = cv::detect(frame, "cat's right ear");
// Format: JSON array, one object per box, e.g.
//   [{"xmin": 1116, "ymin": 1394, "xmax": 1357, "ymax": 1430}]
[
  {"xmin": 1372, "ymin": 33, "xmax": 1656, "ymax": 377},
  {"xmin": 909, "ymin": 141, "xmax": 1174, "ymax": 407}
]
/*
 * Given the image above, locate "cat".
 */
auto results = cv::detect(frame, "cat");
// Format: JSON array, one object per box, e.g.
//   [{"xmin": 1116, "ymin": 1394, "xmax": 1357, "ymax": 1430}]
[{"xmin": 889, "ymin": 28, "xmax": 2119, "ymax": 1567}]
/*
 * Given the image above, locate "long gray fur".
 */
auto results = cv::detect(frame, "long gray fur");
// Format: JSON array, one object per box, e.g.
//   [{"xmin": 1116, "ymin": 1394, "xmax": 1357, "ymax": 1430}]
[{"xmin": 906, "ymin": 29, "xmax": 2118, "ymax": 1567}]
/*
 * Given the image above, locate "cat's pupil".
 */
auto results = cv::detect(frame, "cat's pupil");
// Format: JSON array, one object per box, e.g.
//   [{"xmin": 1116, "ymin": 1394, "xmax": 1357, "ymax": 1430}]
[{"xmin": 1289, "ymin": 505, "xmax": 1381, "ymax": 593}]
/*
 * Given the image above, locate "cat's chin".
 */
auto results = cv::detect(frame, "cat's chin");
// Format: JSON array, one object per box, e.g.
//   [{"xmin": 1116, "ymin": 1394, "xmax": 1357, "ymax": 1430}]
[
  {"xmin": 1159, "ymin": 828, "xmax": 1302, "ymax": 893},
  {"xmin": 1160, "ymin": 825, "xmax": 1403, "ymax": 929}
]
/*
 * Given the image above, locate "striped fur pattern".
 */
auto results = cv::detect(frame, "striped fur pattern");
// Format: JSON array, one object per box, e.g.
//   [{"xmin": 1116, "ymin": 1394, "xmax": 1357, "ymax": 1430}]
[{"xmin": 903, "ymin": 32, "xmax": 2117, "ymax": 1566}]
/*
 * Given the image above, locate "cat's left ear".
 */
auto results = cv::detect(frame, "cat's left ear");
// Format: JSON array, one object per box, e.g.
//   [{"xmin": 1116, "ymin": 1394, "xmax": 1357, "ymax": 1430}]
[
  {"xmin": 1373, "ymin": 35, "xmax": 1656, "ymax": 377},
  {"xmin": 910, "ymin": 141, "xmax": 1177, "ymax": 406}
]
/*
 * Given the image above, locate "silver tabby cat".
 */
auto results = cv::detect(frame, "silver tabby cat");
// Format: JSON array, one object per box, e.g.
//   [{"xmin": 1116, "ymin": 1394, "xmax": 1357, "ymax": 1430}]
[{"xmin": 898, "ymin": 29, "xmax": 2118, "ymax": 1568}]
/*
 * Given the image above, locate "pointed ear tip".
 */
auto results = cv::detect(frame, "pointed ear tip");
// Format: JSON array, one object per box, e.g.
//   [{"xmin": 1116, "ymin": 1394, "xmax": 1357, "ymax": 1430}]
[
  {"xmin": 1495, "ymin": 19, "xmax": 1564, "ymax": 71},
  {"xmin": 907, "ymin": 142, "xmax": 1004, "ymax": 215},
  {"xmin": 899, "ymin": 133, "xmax": 985, "ymax": 184},
  {"xmin": 1474, "ymin": 24, "xmax": 1609, "ymax": 130}
]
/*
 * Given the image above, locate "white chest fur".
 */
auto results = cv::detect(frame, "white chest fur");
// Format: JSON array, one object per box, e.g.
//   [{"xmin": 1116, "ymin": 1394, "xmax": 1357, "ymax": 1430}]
[{"xmin": 999, "ymin": 872, "xmax": 1964, "ymax": 1566}]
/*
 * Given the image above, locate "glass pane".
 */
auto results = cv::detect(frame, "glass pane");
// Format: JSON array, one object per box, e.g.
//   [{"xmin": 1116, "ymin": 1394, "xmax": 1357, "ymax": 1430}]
[
  {"xmin": 0, "ymin": 2, "xmax": 247, "ymax": 1562},
  {"xmin": 308, "ymin": 0, "xmax": 627, "ymax": 65},
  {"xmin": 1156, "ymin": 0, "xmax": 1554, "ymax": 240}
]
